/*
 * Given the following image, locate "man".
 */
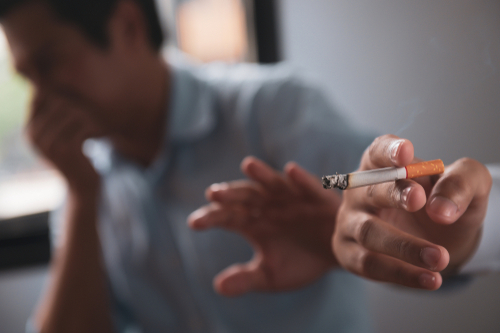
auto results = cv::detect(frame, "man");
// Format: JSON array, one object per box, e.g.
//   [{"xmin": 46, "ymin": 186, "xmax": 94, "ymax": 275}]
[
  {"xmin": 1, "ymin": 0, "xmax": 373, "ymax": 332},
  {"xmin": 0, "ymin": 0, "xmax": 493, "ymax": 332}
]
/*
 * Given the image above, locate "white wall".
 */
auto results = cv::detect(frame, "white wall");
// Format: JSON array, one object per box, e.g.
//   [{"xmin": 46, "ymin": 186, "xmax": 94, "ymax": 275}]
[
  {"xmin": 279, "ymin": 0, "xmax": 500, "ymax": 165},
  {"xmin": 278, "ymin": 0, "xmax": 500, "ymax": 332}
]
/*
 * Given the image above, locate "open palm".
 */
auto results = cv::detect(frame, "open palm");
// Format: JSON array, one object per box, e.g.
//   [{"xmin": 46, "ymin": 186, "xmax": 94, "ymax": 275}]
[{"xmin": 188, "ymin": 157, "xmax": 341, "ymax": 296}]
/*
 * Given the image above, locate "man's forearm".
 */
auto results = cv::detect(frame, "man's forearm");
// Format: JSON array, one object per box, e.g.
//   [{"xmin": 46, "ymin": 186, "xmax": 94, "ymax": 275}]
[{"xmin": 35, "ymin": 187, "xmax": 114, "ymax": 333}]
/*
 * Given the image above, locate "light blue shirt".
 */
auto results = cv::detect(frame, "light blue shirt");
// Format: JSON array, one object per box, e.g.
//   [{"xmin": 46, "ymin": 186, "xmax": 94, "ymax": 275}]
[{"xmin": 58, "ymin": 59, "xmax": 375, "ymax": 333}]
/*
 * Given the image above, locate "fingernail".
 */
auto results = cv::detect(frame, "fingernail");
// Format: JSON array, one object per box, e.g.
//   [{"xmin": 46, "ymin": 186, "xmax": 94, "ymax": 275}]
[
  {"xmin": 192, "ymin": 214, "xmax": 207, "ymax": 226},
  {"xmin": 429, "ymin": 196, "xmax": 458, "ymax": 218},
  {"xmin": 419, "ymin": 273, "xmax": 436, "ymax": 289},
  {"xmin": 401, "ymin": 186, "xmax": 412, "ymax": 209},
  {"xmin": 421, "ymin": 247, "xmax": 441, "ymax": 270},
  {"xmin": 390, "ymin": 140, "xmax": 404, "ymax": 164},
  {"xmin": 210, "ymin": 182, "xmax": 229, "ymax": 192},
  {"xmin": 209, "ymin": 183, "xmax": 228, "ymax": 200}
]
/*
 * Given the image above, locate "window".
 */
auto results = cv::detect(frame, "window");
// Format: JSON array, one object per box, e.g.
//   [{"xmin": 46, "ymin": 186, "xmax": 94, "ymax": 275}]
[
  {"xmin": 163, "ymin": 0, "xmax": 259, "ymax": 63},
  {"xmin": 176, "ymin": 0, "xmax": 255, "ymax": 63}
]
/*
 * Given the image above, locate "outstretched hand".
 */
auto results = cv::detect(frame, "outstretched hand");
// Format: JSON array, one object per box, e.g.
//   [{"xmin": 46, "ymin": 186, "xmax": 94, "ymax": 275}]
[
  {"xmin": 333, "ymin": 135, "xmax": 492, "ymax": 290},
  {"xmin": 188, "ymin": 157, "xmax": 340, "ymax": 297}
]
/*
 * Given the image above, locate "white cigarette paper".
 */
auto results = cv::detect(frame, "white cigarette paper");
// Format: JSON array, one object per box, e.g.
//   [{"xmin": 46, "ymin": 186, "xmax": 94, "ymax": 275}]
[{"xmin": 322, "ymin": 160, "xmax": 445, "ymax": 190}]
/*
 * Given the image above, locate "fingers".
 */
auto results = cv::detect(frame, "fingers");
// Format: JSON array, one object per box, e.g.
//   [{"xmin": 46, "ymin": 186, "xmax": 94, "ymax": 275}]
[
  {"xmin": 349, "ymin": 135, "xmax": 424, "ymax": 212},
  {"xmin": 27, "ymin": 97, "xmax": 101, "ymax": 151},
  {"xmin": 334, "ymin": 210, "xmax": 449, "ymax": 289},
  {"xmin": 361, "ymin": 135, "xmax": 414, "ymax": 170},
  {"xmin": 358, "ymin": 179, "xmax": 427, "ymax": 212},
  {"xmin": 284, "ymin": 162, "xmax": 326, "ymax": 201},
  {"xmin": 28, "ymin": 107, "xmax": 90, "ymax": 160},
  {"xmin": 345, "ymin": 214, "xmax": 449, "ymax": 272},
  {"xmin": 187, "ymin": 203, "xmax": 253, "ymax": 231},
  {"xmin": 213, "ymin": 257, "xmax": 267, "ymax": 297},
  {"xmin": 205, "ymin": 181, "xmax": 265, "ymax": 207},
  {"xmin": 241, "ymin": 157, "xmax": 290, "ymax": 194},
  {"xmin": 335, "ymin": 240, "xmax": 442, "ymax": 290},
  {"xmin": 426, "ymin": 158, "xmax": 492, "ymax": 225},
  {"xmin": 27, "ymin": 99, "xmax": 65, "ymax": 142}
]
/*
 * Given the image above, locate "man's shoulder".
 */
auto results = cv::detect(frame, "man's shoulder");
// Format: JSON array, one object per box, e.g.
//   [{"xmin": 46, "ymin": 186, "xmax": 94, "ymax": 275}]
[
  {"xmin": 166, "ymin": 49, "xmax": 317, "ymax": 98},
  {"xmin": 199, "ymin": 62, "xmax": 315, "ymax": 97}
]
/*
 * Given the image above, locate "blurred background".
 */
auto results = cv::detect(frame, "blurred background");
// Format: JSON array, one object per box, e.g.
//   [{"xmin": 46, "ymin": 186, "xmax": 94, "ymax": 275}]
[{"xmin": 1, "ymin": 0, "xmax": 500, "ymax": 332}]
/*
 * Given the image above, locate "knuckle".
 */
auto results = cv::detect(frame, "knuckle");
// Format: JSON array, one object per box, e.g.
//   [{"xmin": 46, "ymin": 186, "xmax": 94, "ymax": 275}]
[
  {"xmin": 245, "ymin": 188, "xmax": 260, "ymax": 205},
  {"xmin": 359, "ymin": 251, "xmax": 377, "ymax": 276},
  {"xmin": 366, "ymin": 135, "xmax": 398, "ymax": 167},
  {"xmin": 388, "ymin": 184, "xmax": 402, "ymax": 208},
  {"xmin": 270, "ymin": 178, "xmax": 284, "ymax": 190},
  {"xmin": 392, "ymin": 266, "xmax": 407, "ymax": 285},
  {"xmin": 443, "ymin": 174, "xmax": 467, "ymax": 192},
  {"xmin": 368, "ymin": 136, "xmax": 385, "ymax": 158},
  {"xmin": 357, "ymin": 219, "xmax": 375, "ymax": 246},
  {"xmin": 393, "ymin": 238, "xmax": 413, "ymax": 261},
  {"xmin": 455, "ymin": 158, "xmax": 492, "ymax": 196},
  {"xmin": 455, "ymin": 157, "xmax": 482, "ymax": 176},
  {"xmin": 366, "ymin": 185, "xmax": 376, "ymax": 198},
  {"xmin": 456, "ymin": 157, "xmax": 475, "ymax": 168}
]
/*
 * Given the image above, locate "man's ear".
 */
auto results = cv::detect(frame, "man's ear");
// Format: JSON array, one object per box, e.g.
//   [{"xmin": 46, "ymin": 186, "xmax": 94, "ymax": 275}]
[{"xmin": 107, "ymin": 0, "xmax": 150, "ymax": 53}]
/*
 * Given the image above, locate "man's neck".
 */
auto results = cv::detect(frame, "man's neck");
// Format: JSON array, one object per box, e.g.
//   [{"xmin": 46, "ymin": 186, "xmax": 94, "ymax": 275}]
[{"xmin": 110, "ymin": 55, "xmax": 171, "ymax": 167}]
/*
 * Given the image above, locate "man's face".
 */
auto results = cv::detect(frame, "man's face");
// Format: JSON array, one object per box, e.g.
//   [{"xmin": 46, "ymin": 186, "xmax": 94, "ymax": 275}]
[{"xmin": 1, "ymin": 1, "xmax": 139, "ymax": 132}]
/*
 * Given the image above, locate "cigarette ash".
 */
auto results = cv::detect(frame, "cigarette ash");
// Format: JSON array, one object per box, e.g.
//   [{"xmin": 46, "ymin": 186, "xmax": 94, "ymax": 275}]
[{"xmin": 322, "ymin": 173, "xmax": 349, "ymax": 190}]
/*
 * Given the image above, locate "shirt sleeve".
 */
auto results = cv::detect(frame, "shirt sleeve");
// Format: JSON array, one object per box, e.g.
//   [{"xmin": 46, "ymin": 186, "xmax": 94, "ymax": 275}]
[{"xmin": 460, "ymin": 164, "xmax": 500, "ymax": 274}]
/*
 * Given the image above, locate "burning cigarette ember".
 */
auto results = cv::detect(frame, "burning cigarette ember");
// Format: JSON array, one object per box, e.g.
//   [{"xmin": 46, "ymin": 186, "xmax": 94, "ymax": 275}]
[{"xmin": 322, "ymin": 159, "xmax": 445, "ymax": 190}]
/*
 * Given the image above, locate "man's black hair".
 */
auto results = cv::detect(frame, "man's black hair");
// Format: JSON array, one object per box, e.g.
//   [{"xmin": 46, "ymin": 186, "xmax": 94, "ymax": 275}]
[{"xmin": 0, "ymin": 0, "xmax": 165, "ymax": 50}]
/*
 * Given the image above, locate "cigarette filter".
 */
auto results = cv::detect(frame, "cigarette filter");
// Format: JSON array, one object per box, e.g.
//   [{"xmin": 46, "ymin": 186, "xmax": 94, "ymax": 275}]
[{"xmin": 322, "ymin": 159, "xmax": 445, "ymax": 190}]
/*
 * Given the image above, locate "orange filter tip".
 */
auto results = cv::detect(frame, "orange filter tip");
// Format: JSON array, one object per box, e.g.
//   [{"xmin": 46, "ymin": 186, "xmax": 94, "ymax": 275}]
[{"xmin": 405, "ymin": 159, "xmax": 445, "ymax": 179}]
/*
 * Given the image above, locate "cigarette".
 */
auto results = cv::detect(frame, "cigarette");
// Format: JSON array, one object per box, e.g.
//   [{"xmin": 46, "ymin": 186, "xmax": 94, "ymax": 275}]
[{"xmin": 322, "ymin": 159, "xmax": 445, "ymax": 190}]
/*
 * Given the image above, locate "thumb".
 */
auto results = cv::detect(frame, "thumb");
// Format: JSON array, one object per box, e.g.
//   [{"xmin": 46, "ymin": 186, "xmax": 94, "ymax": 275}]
[
  {"xmin": 426, "ymin": 158, "xmax": 491, "ymax": 225},
  {"xmin": 213, "ymin": 258, "xmax": 267, "ymax": 297}
]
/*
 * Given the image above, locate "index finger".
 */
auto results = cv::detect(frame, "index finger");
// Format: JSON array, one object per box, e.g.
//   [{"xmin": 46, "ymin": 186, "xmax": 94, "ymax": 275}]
[
  {"xmin": 206, "ymin": 180, "xmax": 266, "ymax": 208},
  {"xmin": 360, "ymin": 135, "xmax": 415, "ymax": 171},
  {"xmin": 241, "ymin": 156, "xmax": 290, "ymax": 194}
]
